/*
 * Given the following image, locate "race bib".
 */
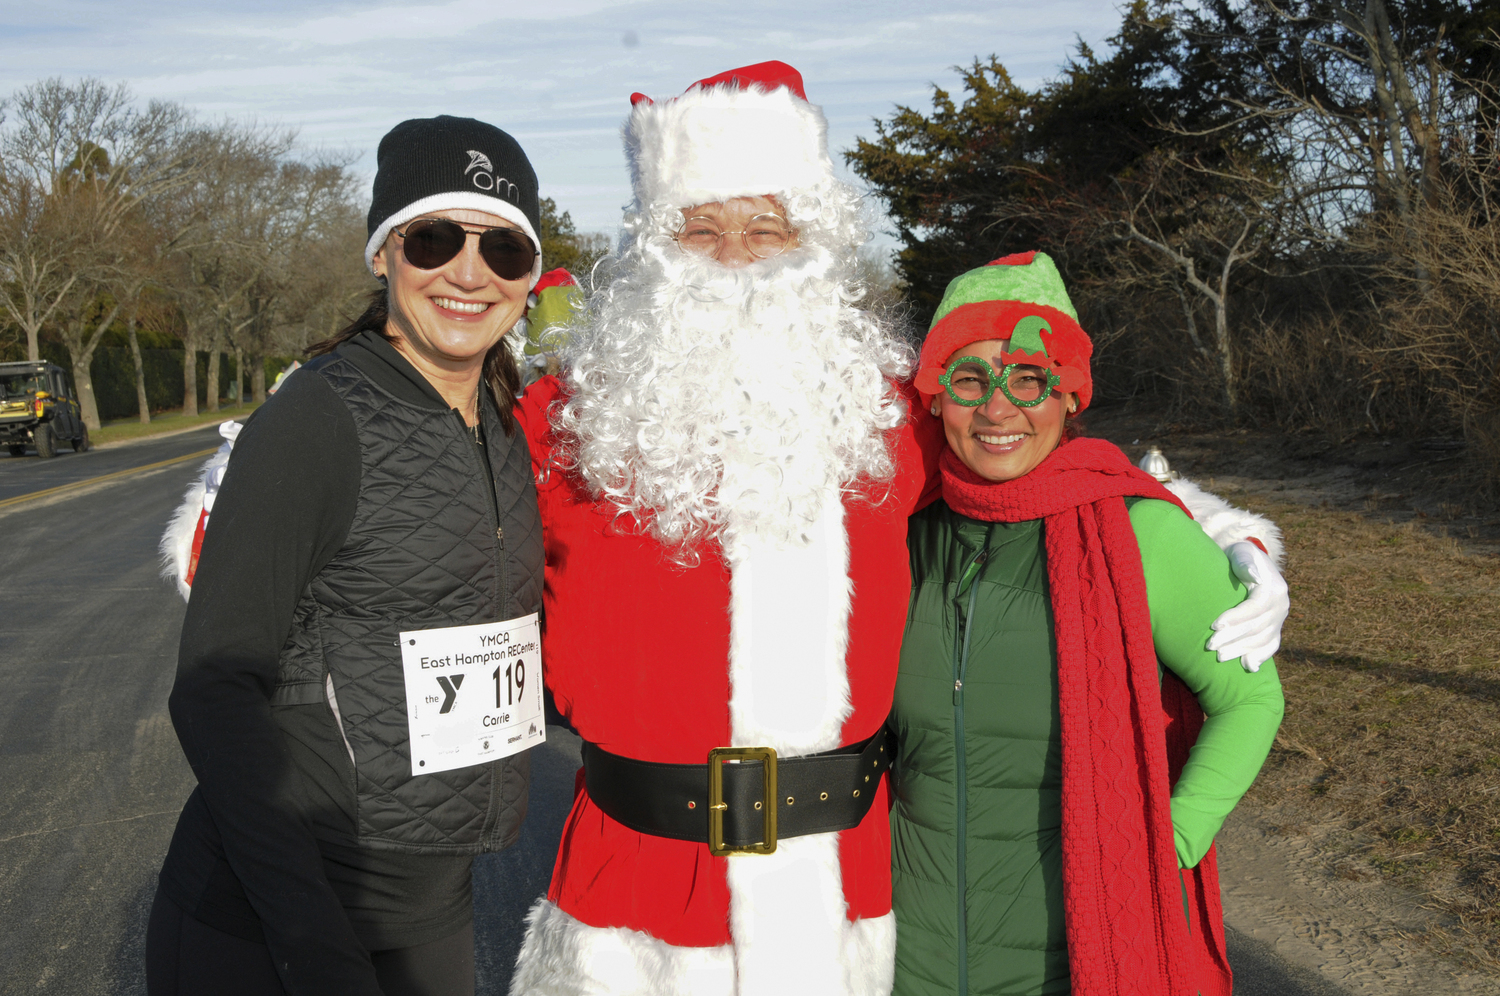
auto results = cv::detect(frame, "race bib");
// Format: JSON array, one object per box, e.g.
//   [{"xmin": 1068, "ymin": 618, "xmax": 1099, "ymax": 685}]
[{"xmin": 399, "ymin": 613, "xmax": 545, "ymax": 776}]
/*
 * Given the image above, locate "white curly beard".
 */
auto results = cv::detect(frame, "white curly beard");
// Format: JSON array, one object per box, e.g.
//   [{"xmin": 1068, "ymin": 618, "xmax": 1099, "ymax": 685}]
[{"xmin": 556, "ymin": 206, "xmax": 911, "ymax": 560}]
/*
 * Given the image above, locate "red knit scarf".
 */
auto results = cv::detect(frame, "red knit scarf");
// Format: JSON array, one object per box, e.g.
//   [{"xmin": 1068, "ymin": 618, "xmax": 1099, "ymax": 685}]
[{"xmin": 941, "ymin": 437, "xmax": 1233, "ymax": 996}]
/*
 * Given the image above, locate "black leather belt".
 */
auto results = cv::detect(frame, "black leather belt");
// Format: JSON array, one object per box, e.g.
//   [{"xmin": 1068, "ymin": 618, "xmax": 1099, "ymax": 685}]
[{"xmin": 582, "ymin": 730, "xmax": 893, "ymax": 856}]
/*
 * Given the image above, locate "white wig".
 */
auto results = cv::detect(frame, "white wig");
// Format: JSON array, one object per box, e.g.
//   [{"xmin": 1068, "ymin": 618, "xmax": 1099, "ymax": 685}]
[{"xmin": 555, "ymin": 179, "xmax": 911, "ymax": 561}]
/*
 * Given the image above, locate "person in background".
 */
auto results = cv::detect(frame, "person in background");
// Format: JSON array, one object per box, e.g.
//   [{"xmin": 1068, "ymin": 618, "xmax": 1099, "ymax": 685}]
[
  {"xmin": 147, "ymin": 115, "xmax": 545, "ymax": 996},
  {"xmin": 888, "ymin": 251, "xmax": 1285, "ymax": 996},
  {"xmin": 516, "ymin": 267, "xmax": 584, "ymax": 386}
]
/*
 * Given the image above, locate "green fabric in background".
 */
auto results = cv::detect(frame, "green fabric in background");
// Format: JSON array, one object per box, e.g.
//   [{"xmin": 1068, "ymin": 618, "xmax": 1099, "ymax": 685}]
[{"xmin": 525, "ymin": 282, "xmax": 584, "ymax": 354}]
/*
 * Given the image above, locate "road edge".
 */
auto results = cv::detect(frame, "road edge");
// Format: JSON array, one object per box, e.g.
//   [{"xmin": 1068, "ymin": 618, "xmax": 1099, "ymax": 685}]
[{"xmin": 92, "ymin": 413, "xmax": 247, "ymax": 451}]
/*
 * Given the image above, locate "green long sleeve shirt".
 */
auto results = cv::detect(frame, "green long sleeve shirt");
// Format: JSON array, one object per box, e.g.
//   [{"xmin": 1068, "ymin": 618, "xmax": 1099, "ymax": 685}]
[
  {"xmin": 889, "ymin": 496, "xmax": 1284, "ymax": 996},
  {"xmin": 1129, "ymin": 498, "xmax": 1285, "ymax": 866}
]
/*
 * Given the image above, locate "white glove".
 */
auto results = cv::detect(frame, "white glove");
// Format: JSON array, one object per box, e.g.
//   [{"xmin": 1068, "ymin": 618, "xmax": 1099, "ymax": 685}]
[{"xmin": 1206, "ymin": 540, "xmax": 1288, "ymax": 673}]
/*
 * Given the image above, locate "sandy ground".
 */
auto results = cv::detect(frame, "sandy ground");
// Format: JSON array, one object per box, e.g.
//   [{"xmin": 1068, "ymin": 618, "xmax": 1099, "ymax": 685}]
[
  {"xmin": 1217, "ymin": 809, "xmax": 1500, "ymax": 994},
  {"xmin": 1084, "ymin": 404, "xmax": 1500, "ymax": 994}
]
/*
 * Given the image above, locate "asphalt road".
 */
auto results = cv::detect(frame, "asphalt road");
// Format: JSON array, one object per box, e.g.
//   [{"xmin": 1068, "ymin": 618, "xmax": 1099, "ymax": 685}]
[
  {"xmin": 0, "ymin": 421, "xmax": 240, "ymax": 504},
  {"xmin": 0, "ymin": 436, "xmax": 1347, "ymax": 995}
]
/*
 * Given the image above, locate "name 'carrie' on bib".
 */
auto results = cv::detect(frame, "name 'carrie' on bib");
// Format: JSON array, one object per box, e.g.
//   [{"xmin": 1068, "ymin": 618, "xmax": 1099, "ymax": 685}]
[{"xmin": 399, "ymin": 612, "xmax": 545, "ymax": 776}]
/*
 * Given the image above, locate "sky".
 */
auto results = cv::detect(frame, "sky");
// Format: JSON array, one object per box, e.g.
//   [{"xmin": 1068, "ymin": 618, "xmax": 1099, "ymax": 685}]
[{"xmin": 0, "ymin": 0, "xmax": 1128, "ymax": 242}]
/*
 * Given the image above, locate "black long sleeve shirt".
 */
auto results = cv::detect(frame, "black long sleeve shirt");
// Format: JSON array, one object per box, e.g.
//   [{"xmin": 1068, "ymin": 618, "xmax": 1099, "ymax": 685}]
[{"xmin": 160, "ymin": 333, "xmax": 485, "ymax": 994}]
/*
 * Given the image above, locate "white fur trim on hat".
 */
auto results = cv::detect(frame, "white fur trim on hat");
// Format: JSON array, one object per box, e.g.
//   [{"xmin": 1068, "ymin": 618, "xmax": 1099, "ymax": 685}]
[
  {"xmin": 625, "ymin": 83, "xmax": 835, "ymax": 209},
  {"xmin": 364, "ymin": 191, "xmax": 543, "ymax": 289}
]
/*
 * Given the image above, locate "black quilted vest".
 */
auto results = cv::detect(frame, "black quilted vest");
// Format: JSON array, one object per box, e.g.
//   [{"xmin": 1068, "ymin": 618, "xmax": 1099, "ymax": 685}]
[{"xmin": 270, "ymin": 352, "xmax": 543, "ymax": 854}]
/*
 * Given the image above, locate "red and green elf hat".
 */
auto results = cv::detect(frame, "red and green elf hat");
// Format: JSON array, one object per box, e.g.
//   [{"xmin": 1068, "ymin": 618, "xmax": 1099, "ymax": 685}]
[{"xmin": 914, "ymin": 250, "xmax": 1094, "ymax": 411}]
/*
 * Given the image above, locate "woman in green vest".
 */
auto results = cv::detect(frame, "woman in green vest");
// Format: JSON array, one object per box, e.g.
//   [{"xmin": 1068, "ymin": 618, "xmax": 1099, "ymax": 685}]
[{"xmin": 889, "ymin": 251, "xmax": 1285, "ymax": 996}]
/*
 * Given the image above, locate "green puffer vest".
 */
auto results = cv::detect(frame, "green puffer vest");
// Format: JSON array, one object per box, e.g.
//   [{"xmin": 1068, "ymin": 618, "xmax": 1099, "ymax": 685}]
[{"xmin": 891, "ymin": 498, "xmax": 1112, "ymax": 996}]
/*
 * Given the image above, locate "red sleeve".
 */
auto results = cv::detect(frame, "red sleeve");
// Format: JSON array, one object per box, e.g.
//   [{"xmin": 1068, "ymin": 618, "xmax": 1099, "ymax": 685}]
[
  {"xmin": 516, "ymin": 374, "xmax": 565, "ymax": 475},
  {"xmin": 893, "ymin": 379, "xmax": 944, "ymax": 514}
]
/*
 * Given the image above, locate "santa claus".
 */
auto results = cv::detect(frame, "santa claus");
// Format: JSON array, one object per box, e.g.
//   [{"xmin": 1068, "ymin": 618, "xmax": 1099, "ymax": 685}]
[{"xmin": 507, "ymin": 62, "xmax": 1285, "ymax": 996}]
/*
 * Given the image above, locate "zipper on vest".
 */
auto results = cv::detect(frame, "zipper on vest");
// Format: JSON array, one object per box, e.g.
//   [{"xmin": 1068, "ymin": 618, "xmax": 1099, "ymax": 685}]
[
  {"xmin": 952, "ymin": 543, "xmax": 986, "ymax": 996},
  {"xmin": 456, "ymin": 405, "xmax": 506, "ymax": 846},
  {"xmin": 455, "ymin": 408, "xmax": 506, "ymax": 581},
  {"xmin": 456, "ymin": 408, "xmax": 502, "ymax": 516}
]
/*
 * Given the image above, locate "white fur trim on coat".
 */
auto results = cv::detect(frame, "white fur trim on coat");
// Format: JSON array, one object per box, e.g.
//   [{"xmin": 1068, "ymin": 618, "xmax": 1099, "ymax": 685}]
[
  {"xmin": 720, "ymin": 491, "xmax": 880, "ymax": 996},
  {"xmin": 843, "ymin": 912, "xmax": 897, "ymax": 996},
  {"xmin": 510, "ymin": 899, "xmax": 734, "ymax": 996},
  {"xmin": 725, "ymin": 833, "xmax": 848, "ymax": 996},
  {"xmin": 724, "ymin": 491, "xmax": 852, "ymax": 756},
  {"xmin": 1166, "ymin": 476, "xmax": 1285, "ymax": 566},
  {"xmin": 509, "ymin": 901, "xmax": 896, "ymax": 996},
  {"xmin": 159, "ymin": 421, "xmax": 242, "ymax": 601},
  {"xmin": 161, "ymin": 475, "xmax": 206, "ymax": 602},
  {"xmin": 625, "ymin": 83, "xmax": 835, "ymax": 210}
]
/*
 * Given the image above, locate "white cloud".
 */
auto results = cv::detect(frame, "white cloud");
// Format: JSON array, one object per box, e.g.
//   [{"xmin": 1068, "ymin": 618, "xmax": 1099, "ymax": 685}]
[
  {"xmin": 1, "ymin": 0, "xmax": 1127, "ymax": 236},
  {"xmin": 657, "ymin": 35, "xmax": 726, "ymax": 48},
  {"xmin": 190, "ymin": 0, "xmax": 641, "ymax": 45}
]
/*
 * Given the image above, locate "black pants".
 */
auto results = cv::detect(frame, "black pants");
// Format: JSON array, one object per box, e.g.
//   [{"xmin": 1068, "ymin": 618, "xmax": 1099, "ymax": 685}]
[{"xmin": 145, "ymin": 888, "xmax": 475, "ymax": 996}]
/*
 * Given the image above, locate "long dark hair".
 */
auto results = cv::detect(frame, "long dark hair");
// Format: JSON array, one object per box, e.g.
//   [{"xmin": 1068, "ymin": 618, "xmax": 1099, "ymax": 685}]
[{"xmin": 308, "ymin": 289, "xmax": 521, "ymax": 434}]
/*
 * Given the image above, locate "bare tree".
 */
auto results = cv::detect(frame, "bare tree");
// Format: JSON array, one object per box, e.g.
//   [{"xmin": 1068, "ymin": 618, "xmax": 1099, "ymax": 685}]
[
  {"xmin": 0, "ymin": 158, "xmax": 81, "ymax": 363},
  {"xmin": 163, "ymin": 125, "xmax": 359, "ymax": 415},
  {"xmin": 113, "ymin": 215, "xmax": 177, "ymax": 423},
  {"xmin": 247, "ymin": 198, "xmax": 372, "ymax": 401},
  {"xmin": 1182, "ymin": 1, "xmax": 1456, "ymax": 270},
  {"xmin": 158, "ymin": 122, "xmax": 295, "ymax": 415},
  {"xmin": 0, "ymin": 78, "xmax": 195, "ymax": 426},
  {"xmin": 224, "ymin": 155, "xmax": 363, "ymax": 406},
  {"xmin": 1065, "ymin": 143, "xmax": 1280, "ymax": 415}
]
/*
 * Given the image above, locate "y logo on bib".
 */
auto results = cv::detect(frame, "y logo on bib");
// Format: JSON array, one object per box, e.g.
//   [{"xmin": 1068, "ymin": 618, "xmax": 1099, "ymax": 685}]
[{"xmin": 436, "ymin": 674, "xmax": 464, "ymax": 714}]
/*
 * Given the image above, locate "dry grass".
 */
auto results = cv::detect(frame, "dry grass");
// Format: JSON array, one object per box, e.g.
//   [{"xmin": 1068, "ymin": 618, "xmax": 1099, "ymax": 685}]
[
  {"xmin": 92, "ymin": 404, "xmax": 259, "ymax": 447},
  {"xmin": 1240, "ymin": 496, "xmax": 1500, "ymax": 968}
]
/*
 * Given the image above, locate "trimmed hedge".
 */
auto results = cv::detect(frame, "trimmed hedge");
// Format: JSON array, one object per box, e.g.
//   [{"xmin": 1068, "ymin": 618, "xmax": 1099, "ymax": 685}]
[{"xmin": 25, "ymin": 345, "xmax": 296, "ymax": 421}]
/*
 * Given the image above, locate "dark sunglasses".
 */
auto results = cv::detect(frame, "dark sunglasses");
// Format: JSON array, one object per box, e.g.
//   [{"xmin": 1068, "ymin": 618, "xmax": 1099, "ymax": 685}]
[{"xmin": 395, "ymin": 218, "xmax": 536, "ymax": 281}]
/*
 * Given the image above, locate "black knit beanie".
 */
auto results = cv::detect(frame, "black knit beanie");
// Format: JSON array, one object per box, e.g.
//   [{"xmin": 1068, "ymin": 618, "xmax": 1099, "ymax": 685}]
[{"xmin": 363, "ymin": 115, "xmax": 543, "ymax": 287}]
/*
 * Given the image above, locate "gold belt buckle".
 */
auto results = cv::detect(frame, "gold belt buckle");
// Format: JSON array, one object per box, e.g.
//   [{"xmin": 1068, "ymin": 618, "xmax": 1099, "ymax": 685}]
[{"xmin": 706, "ymin": 746, "xmax": 777, "ymax": 856}]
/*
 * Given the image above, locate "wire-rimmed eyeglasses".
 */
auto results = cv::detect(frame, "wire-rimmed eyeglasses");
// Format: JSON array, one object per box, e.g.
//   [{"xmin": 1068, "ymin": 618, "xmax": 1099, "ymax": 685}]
[{"xmin": 672, "ymin": 213, "xmax": 796, "ymax": 260}]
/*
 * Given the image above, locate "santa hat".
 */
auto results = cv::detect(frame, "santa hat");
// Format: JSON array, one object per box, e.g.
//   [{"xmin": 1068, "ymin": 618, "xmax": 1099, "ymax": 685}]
[
  {"xmin": 624, "ymin": 61, "xmax": 835, "ymax": 210},
  {"xmin": 914, "ymin": 250, "xmax": 1095, "ymax": 411}
]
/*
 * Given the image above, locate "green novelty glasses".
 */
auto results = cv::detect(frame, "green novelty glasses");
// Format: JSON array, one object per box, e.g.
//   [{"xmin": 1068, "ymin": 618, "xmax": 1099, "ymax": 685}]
[{"xmin": 938, "ymin": 355, "xmax": 1061, "ymax": 408}]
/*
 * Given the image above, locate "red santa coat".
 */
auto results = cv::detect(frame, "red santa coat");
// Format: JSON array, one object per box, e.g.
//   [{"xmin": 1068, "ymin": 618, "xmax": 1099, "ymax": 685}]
[{"xmin": 510, "ymin": 375, "xmax": 941, "ymax": 996}]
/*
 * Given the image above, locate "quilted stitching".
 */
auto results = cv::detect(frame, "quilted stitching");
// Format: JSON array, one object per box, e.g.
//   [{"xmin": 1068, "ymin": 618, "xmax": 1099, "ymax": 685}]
[{"xmin": 273, "ymin": 356, "xmax": 542, "ymax": 853}]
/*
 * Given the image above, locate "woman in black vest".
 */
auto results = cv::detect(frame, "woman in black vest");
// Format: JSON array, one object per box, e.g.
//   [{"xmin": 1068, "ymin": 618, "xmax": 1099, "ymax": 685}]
[{"xmin": 147, "ymin": 117, "xmax": 546, "ymax": 996}]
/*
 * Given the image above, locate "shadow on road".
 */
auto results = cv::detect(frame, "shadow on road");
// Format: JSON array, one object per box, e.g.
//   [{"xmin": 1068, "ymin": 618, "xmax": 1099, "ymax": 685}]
[
  {"xmin": 473, "ymin": 728, "xmax": 583, "ymax": 994},
  {"xmin": 107, "ymin": 879, "xmax": 157, "ymax": 996},
  {"xmin": 1226, "ymin": 927, "xmax": 1351, "ymax": 996}
]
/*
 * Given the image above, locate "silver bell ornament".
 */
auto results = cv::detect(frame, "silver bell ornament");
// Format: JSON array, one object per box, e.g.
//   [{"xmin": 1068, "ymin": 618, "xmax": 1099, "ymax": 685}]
[{"xmin": 1138, "ymin": 446, "xmax": 1175, "ymax": 483}]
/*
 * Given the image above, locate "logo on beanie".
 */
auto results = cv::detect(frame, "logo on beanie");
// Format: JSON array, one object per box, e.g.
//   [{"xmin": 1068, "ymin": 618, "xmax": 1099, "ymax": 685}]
[{"xmin": 463, "ymin": 149, "xmax": 518, "ymax": 202}]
